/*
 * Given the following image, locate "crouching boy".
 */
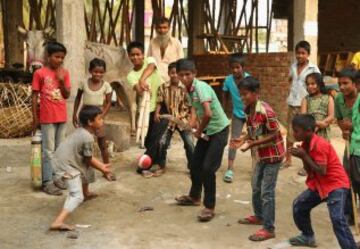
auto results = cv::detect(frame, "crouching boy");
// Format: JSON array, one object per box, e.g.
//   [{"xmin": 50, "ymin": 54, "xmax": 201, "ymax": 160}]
[
  {"xmin": 50, "ymin": 106, "xmax": 113, "ymax": 231},
  {"xmin": 230, "ymin": 77, "xmax": 285, "ymax": 241},
  {"xmin": 288, "ymin": 114, "xmax": 357, "ymax": 249}
]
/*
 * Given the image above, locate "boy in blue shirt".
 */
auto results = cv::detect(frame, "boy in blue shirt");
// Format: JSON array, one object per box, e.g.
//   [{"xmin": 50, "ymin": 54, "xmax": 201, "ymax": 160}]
[{"xmin": 222, "ymin": 53, "xmax": 250, "ymax": 183}]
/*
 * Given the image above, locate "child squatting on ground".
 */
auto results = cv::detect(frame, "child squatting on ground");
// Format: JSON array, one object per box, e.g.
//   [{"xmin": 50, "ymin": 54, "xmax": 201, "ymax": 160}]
[
  {"xmin": 31, "ymin": 41, "xmax": 71, "ymax": 196},
  {"xmin": 230, "ymin": 76, "xmax": 285, "ymax": 242},
  {"xmin": 175, "ymin": 59, "xmax": 230, "ymax": 222},
  {"xmin": 73, "ymin": 58, "xmax": 116, "ymax": 181},
  {"xmin": 50, "ymin": 106, "xmax": 114, "ymax": 231},
  {"xmin": 288, "ymin": 114, "xmax": 358, "ymax": 249}
]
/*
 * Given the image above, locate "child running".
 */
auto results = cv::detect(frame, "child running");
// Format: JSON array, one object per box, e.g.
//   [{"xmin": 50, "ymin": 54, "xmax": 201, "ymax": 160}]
[
  {"xmin": 222, "ymin": 53, "xmax": 250, "ymax": 183},
  {"xmin": 50, "ymin": 106, "xmax": 113, "ymax": 231},
  {"xmin": 299, "ymin": 73, "xmax": 334, "ymax": 175},
  {"xmin": 73, "ymin": 58, "xmax": 116, "ymax": 181},
  {"xmin": 175, "ymin": 59, "xmax": 229, "ymax": 222},
  {"xmin": 230, "ymin": 77, "xmax": 285, "ymax": 241},
  {"xmin": 154, "ymin": 62, "xmax": 194, "ymax": 174},
  {"xmin": 32, "ymin": 41, "xmax": 71, "ymax": 195},
  {"xmin": 288, "ymin": 114, "xmax": 357, "ymax": 249},
  {"xmin": 284, "ymin": 40, "xmax": 320, "ymax": 169}
]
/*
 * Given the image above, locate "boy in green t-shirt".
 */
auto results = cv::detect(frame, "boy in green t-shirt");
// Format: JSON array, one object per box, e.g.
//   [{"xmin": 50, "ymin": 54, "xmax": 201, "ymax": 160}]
[
  {"xmin": 174, "ymin": 59, "xmax": 229, "ymax": 222},
  {"xmin": 126, "ymin": 41, "xmax": 167, "ymax": 176}
]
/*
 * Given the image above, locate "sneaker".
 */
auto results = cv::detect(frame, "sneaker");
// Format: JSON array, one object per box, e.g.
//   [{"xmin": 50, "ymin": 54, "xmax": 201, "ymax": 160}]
[
  {"xmin": 43, "ymin": 183, "xmax": 62, "ymax": 196},
  {"xmin": 54, "ymin": 178, "xmax": 67, "ymax": 190}
]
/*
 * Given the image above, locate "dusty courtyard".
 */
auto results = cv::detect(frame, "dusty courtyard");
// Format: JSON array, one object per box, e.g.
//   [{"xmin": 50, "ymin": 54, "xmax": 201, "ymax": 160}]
[{"xmin": 0, "ymin": 126, "xmax": 359, "ymax": 249}]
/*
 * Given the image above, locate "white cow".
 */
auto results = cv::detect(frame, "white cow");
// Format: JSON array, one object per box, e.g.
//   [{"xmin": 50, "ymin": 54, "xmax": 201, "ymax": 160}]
[{"xmin": 18, "ymin": 27, "xmax": 137, "ymax": 135}]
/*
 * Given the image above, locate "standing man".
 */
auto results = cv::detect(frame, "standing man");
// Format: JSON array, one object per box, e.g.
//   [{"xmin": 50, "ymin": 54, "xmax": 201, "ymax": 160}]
[{"xmin": 147, "ymin": 17, "xmax": 184, "ymax": 82}]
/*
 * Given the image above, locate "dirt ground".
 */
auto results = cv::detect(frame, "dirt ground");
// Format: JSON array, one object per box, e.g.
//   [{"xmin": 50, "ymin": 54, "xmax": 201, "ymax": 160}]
[{"xmin": 0, "ymin": 125, "xmax": 359, "ymax": 249}]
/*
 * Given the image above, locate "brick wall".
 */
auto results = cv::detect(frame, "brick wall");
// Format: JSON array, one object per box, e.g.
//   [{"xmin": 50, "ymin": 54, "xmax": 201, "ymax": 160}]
[
  {"xmin": 318, "ymin": 0, "xmax": 360, "ymax": 53},
  {"xmin": 194, "ymin": 52, "xmax": 293, "ymax": 124}
]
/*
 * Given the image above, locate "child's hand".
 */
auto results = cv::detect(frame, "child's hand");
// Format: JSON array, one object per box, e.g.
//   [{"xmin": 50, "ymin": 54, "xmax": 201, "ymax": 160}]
[
  {"xmin": 240, "ymin": 140, "xmax": 253, "ymax": 152},
  {"xmin": 342, "ymin": 130, "xmax": 351, "ymax": 140},
  {"xmin": 139, "ymin": 79, "xmax": 149, "ymax": 91},
  {"xmin": 102, "ymin": 163, "xmax": 111, "ymax": 174},
  {"xmin": 154, "ymin": 112, "xmax": 161, "ymax": 123},
  {"xmin": 288, "ymin": 146, "xmax": 306, "ymax": 159},
  {"xmin": 56, "ymin": 68, "xmax": 65, "ymax": 83},
  {"xmin": 316, "ymin": 120, "xmax": 328, "ymax": 129},
  {"xmin": 72, "ymin": 115, "xmax": 79, "ymax": 128},
  {"xmin": 229, "ymin": 138, "xmax": 244, "ymax": 149}
]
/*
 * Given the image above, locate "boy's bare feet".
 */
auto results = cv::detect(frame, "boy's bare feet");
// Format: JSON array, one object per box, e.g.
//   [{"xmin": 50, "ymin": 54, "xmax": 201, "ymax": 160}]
[
  {"xmin": 84, "ymin": 192, "xmax": 98, "ymax": 202},
  {"xmin": 49, "ymin": 222, "xmax": 75, "ymax": 231}
]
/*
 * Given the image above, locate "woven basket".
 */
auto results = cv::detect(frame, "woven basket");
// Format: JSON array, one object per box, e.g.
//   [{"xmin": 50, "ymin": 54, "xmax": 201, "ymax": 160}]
[{"xmin": 0, "ymin": 83, "xmax": 32, "ymax": 138}]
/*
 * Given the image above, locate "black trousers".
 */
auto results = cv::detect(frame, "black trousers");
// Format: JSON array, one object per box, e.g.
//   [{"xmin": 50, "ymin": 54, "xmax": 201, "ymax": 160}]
[{"xmin": 189, "ymin": 126, "xmax": 229, "ymax": 209}]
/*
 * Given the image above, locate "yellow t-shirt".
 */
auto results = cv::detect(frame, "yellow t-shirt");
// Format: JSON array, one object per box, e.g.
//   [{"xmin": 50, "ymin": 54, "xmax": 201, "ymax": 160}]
[
  {"xmin": 351, "ymin": 52, "xmax": 360, "ymax": 70},
  {"xmin": 127, "ymin": 57, "xmax": 162, "ymax": 112}
]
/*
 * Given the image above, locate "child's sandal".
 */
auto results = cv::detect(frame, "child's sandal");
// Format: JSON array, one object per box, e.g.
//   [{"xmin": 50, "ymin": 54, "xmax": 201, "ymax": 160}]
[{"xmin": 248, "ymin": 228, "xmax": 275, "ymax": 241}]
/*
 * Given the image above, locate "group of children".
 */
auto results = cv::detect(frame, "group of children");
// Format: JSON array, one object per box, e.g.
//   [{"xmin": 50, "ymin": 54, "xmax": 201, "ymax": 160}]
[{"xmin": 32, "ymin": 37, "xmax": 360, "ymax": 248}]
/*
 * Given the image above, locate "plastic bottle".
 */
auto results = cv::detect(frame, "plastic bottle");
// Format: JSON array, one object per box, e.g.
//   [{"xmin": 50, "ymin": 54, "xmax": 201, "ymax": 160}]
[{"xmin": 30, "ymin": 130, "xmax": 42, "ymax": 188}]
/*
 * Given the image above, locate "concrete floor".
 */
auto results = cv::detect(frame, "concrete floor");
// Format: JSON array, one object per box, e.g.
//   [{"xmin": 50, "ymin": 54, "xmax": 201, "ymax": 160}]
[{"xmin": 0, "ymin": 126, "xmax": 358, "ymax": 249}]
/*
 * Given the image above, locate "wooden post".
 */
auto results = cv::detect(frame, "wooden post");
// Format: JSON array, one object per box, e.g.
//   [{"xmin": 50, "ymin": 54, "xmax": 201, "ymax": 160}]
[
  {"xmin": 134, "ymin": 0, "xmax": 145, "ymax": 44},
  {"xmin": 188, "ymin": 0, "xmax": 205, "ymax": 57},
  {"xmin": 2, "ymin": 0, "xmax": 24, "ymax": 68}
]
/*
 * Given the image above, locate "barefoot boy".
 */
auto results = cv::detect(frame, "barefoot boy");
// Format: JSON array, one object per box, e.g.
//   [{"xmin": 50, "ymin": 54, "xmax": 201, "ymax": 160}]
[
  {"xmin": 288, "ymin": 114, "xmax": 357, "ymax": 249},
  {"xmin": 231, "ymin": 77, "xmax": 285, "ymax": 241},
  {"xmin": 155, "ymin": 62, "xmax": 194, "ymax": 174},
  {"xmin": 175, "ymin": 59, "xmax": 229, "ymax": 222},
  {"xmin": 50, "ymin": 106, "xmax": 112, "ymax": 231}
]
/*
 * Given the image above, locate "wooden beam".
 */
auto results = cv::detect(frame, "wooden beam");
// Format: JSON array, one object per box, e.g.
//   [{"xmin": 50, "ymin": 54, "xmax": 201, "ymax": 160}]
[
  {"xmin": 2, "ymin": 0, "xmax": 24, "ymax": 68},
  {"xmin": 134, "ymin": 0, "xmax": 145, "ymax": 44},
  {"xmin": 188, "ymin": 0, "xmax": 205, "ymax": 56}
]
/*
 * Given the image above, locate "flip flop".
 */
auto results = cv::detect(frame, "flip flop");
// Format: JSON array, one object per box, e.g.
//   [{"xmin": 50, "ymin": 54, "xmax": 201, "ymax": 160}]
[
  {"xmin": 197, "ymin": 208, "xmax": 215, "ymax": 222},
  {"xmin": 289, "ymin": 234, "xmax": 317, "ymax": 247},
  {"xmin": 175, "ymin": 195, "xmax": 200, "ymax": 206},
  {"xmin": 223, "ymin": 169, "xmax": 234, "ymax": 183},
  {"xmin": 49, "ymin": 224, "xmax": 75, "ymax": 231},
  {"xmin": 238, "ymin": 215, "xmax": 263, "ymax": 225},
  {"xmin": 249, "ymin": 228, "xmax": 275, "ymax": 241}
]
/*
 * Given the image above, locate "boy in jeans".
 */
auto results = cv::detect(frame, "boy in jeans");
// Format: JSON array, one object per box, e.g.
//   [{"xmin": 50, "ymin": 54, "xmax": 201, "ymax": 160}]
[
  {"xmin": 222, "ymin": 53, "xmax": 250, "ymax": 183},
  {"xmin": 50, "ymin": 106, "xmax": 112, "ymax": 231},
  {"xmin": 288, "ymin": 114, "xmax": 357, "ymax": 249},
  {"xmin": 284, "ymin": 40, "xmax": 320, "ymax": 170},
  {"xmin": 175, "ymin": 59, "xmax": 229, "ymax": 222},
  {"xmin": 231, "ymin": 77, "xmax": 285, "ymax": 241},
  {"xmin": 32, "ymin": 41, "xmax": 71, "ymax": 195}
]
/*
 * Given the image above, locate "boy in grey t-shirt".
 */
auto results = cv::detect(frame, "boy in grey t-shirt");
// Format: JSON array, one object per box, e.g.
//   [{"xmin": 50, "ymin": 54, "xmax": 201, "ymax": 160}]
[{"xmin": 50, "ymin": 106, "xmax": 114, "ymax": 231}]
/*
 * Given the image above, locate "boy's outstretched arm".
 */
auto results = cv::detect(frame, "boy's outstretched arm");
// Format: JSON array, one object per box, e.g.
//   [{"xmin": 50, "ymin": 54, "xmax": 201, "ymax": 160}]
[
  {"xmin": 194, "ymin": 101, "xmax": 212, "ymax": 139},
  {"xmin": 84, "ymin": 156, "xmax": 111, "ymax": 174},
  {"xmin": 138, "ymin": 63, "xmax": 156, "ymax": 90},
  {"xmin": 289, "ymin": 147, "xmax": 327, "ymax": 175}
]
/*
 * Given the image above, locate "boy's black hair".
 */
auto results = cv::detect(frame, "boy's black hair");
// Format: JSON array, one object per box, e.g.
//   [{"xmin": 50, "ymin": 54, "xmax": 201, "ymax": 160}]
[
  {"xmin": 295, "ymin": 40, "xmax": 311, "ymax": 54},
  {"xmin": 176, "ymin": 59, "xmax": 196, "ymax": 72},
  {"xmin": 228, "ymin": 53, "xmax": 246, "ymax": 66},
  {"xmin": 339, "ymin": 68, "xmax": 357, "ymax": 82},
  {"xmin": 89, "ymin": 58, "xmax": 106, "ymax": 71},
  {"xmin": 168, "ymin": 62, "xmax": 177, "ymax": 71},
  {"xmin": 79, "ymin": 105, "xmax": 102, "ymax": 127},
  {"xmin": 156, "ymin": 16, "xmax": 170, "ymax": 26},
  {"xmin": 305, "ymin": 73, "xmax": 327, "ymax": 94},
  {"xmin": 46, "ymin": 41, "xmax": 67, "ymax": 56},
  {"xmin": 238, "ymin": 76, "xmax": 260, "ymax": 92},
  {"xmin": 127, "ymin": 41, "xmax": 144, "ymax": 54},
  {"xmin": 292, "ymin": 114, "xmax": 316, "ymax": 132}
]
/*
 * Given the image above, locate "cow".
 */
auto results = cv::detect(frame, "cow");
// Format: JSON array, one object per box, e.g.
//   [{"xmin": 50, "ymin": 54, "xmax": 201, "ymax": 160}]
[{"xmin": 18, "ymin": 27, "xmax": 137, "ymax": 135}]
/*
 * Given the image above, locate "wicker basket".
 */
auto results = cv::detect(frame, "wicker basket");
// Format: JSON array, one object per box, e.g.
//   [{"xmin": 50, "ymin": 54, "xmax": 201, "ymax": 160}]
[{"xmin": 0, "ymin": 83, "xmax": 32, "ymax": 138}]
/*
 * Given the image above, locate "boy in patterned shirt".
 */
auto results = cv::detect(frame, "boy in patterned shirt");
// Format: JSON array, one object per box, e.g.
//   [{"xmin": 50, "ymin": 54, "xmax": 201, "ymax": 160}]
[{"xmin": 231, "ymin": 77, "xmax": 285, "ymax": 241}]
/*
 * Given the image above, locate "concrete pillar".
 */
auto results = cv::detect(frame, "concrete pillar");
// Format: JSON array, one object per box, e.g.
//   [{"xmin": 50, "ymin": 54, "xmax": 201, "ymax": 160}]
[
  {"xmin": 2, "ymin": 0, "xmax": 24, "ymax": 68},
  {"xmin": 188, "ymin": 0, "xmax": 205, "ymax": 56},
  {"xmin": 56, "ymin": 0, "xmax": 86, "ymax": 131},
  {"xmin": 293, "ymin": 0, "xmax": 318, "ymax": 64}
]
